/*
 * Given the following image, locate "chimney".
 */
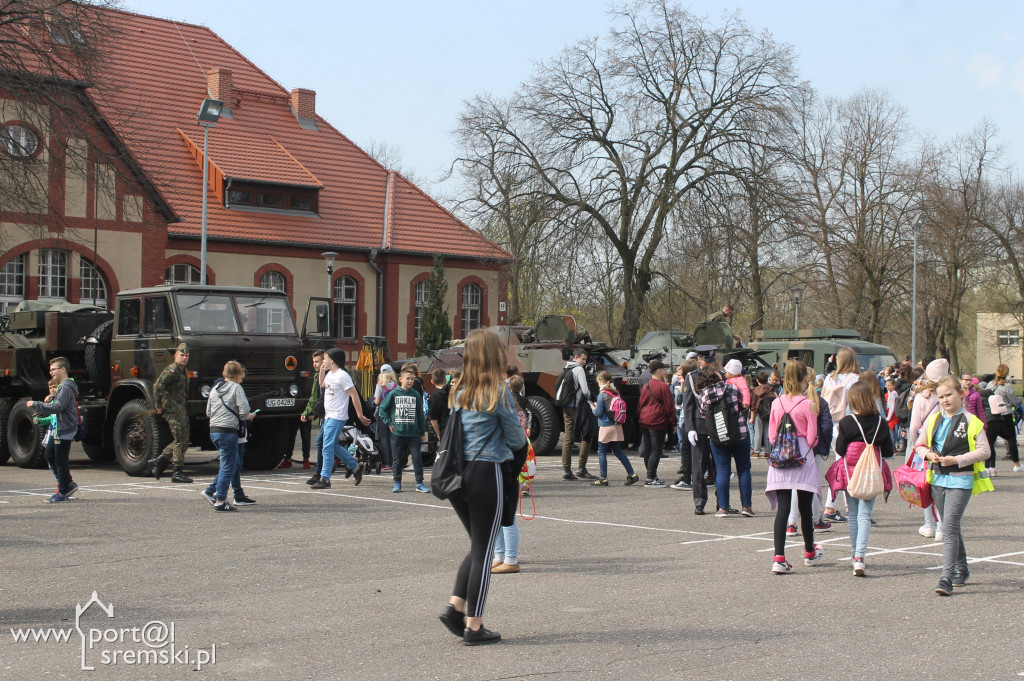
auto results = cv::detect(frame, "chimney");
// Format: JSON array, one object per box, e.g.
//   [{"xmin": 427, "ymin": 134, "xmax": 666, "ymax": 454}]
[
  {"xmin": 207, "ymin": 67, "xmax": 232, "ymax": 103},
  {"xmin": 291, "ymin": 88, "xmax": 316, "ymax": 120}
]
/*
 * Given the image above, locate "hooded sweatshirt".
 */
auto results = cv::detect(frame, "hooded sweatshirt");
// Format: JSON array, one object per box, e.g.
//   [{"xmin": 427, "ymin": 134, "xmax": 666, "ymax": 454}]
[
  {"xmin": 33, "ymin": 378, "xmax": 80, "ymax": 441},
  {"xmin": 206, "ymin": 379, "xmax": 250, "ymax": 431},
  {"xmin": 379, "ymin": 386, "xmax": 426, "ymax": 438}
]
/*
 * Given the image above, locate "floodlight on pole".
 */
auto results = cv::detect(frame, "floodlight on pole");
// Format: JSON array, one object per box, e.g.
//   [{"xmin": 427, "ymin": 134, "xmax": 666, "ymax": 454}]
[
  {"xmin": 790, "ymin": 285, "xmax": 805, "ymax": 331},
  {"xmin": 196, "ymin": 99, "xmax": 224, "ymax": 285}
]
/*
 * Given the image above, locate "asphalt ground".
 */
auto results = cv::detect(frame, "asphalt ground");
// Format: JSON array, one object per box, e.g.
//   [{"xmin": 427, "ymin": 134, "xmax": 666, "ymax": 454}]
[{"xmin": 1, "ymin": 436, "xmax": 1023, "ymax": 681}]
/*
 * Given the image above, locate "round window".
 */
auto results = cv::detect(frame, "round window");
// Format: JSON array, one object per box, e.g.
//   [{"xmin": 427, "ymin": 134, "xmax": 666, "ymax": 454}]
[{"xmin": 0, "ymin": 124, "xmax": 40, "ymax": 158}]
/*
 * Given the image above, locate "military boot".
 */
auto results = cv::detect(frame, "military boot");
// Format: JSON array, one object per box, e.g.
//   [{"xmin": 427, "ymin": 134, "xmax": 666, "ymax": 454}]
[
  {"xmin": 150, "ymin": 455, "xmax": 170, "ymax": 480},
  {"xmin": 170, "ymin": 467, "xmax": 193, "ymax": 484}
]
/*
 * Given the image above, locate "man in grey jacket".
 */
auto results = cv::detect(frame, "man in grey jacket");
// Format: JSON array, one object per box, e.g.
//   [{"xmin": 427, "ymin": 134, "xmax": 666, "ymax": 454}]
[
  {"xmin": 559, "ymin": 349, "xmax": 595, "ymax": 480},
  {"xmin": 27, "ymin": 356, "xmax": 80, "ymax": 503}
]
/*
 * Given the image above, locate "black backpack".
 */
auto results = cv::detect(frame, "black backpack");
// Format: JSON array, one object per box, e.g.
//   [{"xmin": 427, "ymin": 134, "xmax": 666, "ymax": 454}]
[
  {"xmin": 706, "ymin": 395, "xmax": 741, "ymax": 447},
  {"xmin": 757, "ymin": 391, "xmax": 776, "ymax": 422},
  {"xmin": 978, "ymin": 387, "xmax": 995, "ymax": 420},
  {"xmin": 553, "ymin": 366, "xmax": 576, "ymax": 407},
  {"xmin": 895, "ymin": 386, "xmax": 913, "ymax": 426}
]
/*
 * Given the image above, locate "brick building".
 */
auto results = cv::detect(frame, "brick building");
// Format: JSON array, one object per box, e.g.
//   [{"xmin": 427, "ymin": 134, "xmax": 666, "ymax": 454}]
[{"xmin": 0, "ymin": 8, "xmax": 508, "ymax": 358}]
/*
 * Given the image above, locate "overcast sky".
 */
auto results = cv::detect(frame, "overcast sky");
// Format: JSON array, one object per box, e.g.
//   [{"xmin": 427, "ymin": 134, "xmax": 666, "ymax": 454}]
[{"xmin": 125, "ymin": 0, "xmax": 1024, "ymax": 197}]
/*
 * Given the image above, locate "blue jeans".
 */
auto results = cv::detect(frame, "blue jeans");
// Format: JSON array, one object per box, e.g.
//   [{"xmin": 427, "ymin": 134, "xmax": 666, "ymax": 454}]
[
  {"xmin": 210, "ymin": 431, "xmax": 239, "ymax": 502},
  {"xmin": 392, "ymin": 434, "xmax": 423, "ymax": 483},
  {"xmin": 846, "ymin": 495, "xmax": 876, "ymax": 559},
  {"xmin": 709, "ymin": 436, "xmax": 752, "ymax": 510},
  {"xmin": 494, "ymin": 516, "xmax": 520, "ymax": 564},
  {"xmin": 205, "ymin": 441, "xmax": 246, "ymax": 500},
  {"xmin": 596, "ymin": 440, "xmax": 634, "ymax": 480},
  {"xmin": 320, "ymin": 418, "xmax": 359, "ymax": 480}
]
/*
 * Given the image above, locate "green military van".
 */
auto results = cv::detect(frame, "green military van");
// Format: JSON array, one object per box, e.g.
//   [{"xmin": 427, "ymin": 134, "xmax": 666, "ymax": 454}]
[{"xmin": 749, "ymin": 329, "xmax": 898, "ymax": 377}]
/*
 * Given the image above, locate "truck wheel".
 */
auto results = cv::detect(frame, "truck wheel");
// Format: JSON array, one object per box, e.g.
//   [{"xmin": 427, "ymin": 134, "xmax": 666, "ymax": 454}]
[
  {"xmin": 242, "ymin": 421, "xmax": 290, "ymax": 470},
  {"xmin": 82, "ymin": 441, "xmax": 115, "ymax": 462},
  {"xmin": 113, "ymin": 399, "xmax": 169, "ymax": 476},
  {"xmin": 0, "ymin": 398, "xmax": 11, "ymax": 464},
  {"xmin": 85, "ymin": 320, "xmax": 113, "ymax": 394},
  {"xmin": 526, "ymin": 395, "xmax": 559, "ymax": 457},
  {"xmin": 7, "ymin": 399, "xmax": 47, "ymax": 468}
]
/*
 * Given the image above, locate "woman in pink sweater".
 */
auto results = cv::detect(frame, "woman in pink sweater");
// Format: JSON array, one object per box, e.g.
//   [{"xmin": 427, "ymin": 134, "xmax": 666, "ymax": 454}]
[
  {"xmin": 766, "ymin": 360, "xmax": 824, "ymax": 574},
  {"xmin": 724, "ymin": 359, "xmax": 751, "ymax": 408}
]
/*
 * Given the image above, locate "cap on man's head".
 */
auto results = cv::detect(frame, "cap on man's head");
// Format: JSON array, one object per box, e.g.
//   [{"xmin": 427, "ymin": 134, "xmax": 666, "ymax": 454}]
[
  {"xmin": 648, "ymin": 359, "xmax": 666, "ymax": 373},
  {"xmin": 175, "ymin": 343, "xmax": 189, "ymax": 354},
  {"xmin": 695, "ymin": 344, "xmax": 717, "ymax": 360},
  {"xmin": 379, "ymin": 364, "xmax": 394, "ymax": 374}
]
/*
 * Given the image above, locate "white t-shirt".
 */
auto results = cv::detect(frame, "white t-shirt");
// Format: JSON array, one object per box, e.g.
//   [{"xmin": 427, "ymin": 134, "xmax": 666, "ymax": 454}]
[{"xmin": 323, "ymin": 368, "xmax": 356, "ymax": 421}]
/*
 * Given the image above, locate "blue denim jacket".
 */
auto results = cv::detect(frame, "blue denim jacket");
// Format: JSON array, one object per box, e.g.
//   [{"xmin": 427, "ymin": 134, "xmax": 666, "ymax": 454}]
[
  {"xmin": 457, "ymin": 387, "xmax": 527, "ymax": 463},
  {"xmin": 591, "ymin": 390, "xmax": 617, "ymax": 427}
]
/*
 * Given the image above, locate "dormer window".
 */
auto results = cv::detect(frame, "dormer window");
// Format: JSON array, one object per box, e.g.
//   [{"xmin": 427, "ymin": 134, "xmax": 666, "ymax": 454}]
[{"xmin": 225, "ymin": 181, "xmax": 318, "ymax": 214}]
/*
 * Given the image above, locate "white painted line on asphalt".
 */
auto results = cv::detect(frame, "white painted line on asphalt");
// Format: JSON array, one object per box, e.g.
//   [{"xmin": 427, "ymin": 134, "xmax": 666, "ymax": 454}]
[
  {"xmin": 73, "ymin": 487, "xmax": 140, "ymax": 495},
  {"xmin": 679, "ymin": 531, "xmax": 773, "ymax": 546}
]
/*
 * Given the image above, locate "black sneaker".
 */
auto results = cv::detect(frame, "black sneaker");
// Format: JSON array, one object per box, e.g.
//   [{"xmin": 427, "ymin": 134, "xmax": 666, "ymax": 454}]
[
  {"xmin": 344, "ymin": 466, "xmax": 354, "ymax": 479},
  {"xmin": 935, "ymin": 578, "xmax": 954, "ymax": 596},
  {"xmin": 438, "ymin": 605, "xmax": 465, "ymax": 638},
  {"xmin": 234, "ymin": 495, "xmax": 256, "ymax": 506},
  {"xmin": 624, "ymin": 474, "xmax": 640, "ymax": 485},
  {"xmin": 823, "ymin": 510, "xmax": 847, "ymax": 523},
  {"xmin": 562, "ymin": 470, "xmax": 577, "ymax": 481},
  {"xmin": 306, "ymin": 473, "xmax": 321, "ymax": 486},
  {"xmin": 352, "ymin": 463, "xmax": 363, "ymax": 486},
  {"xmin": 952, "ymin": 567, "xmax": 971, "ymax": 588},
  {"xmin": 214, "ymin": 501, "xmax": 237, "ymax": 512},
  {"xmin": 310, "ymin": 479, "xmax": 331, "ymax": 489},
  {"xmin": 65, "ymin": 482, "xmax": 79, "ymax": 498},
  {"xmin": 463, "ymin": 626, "xmax": 501, "ymax": 646},
  {"xmin": 694, "ymin": 507, "xmax": 705, "ymax": 515},
  {"xmin": 202, "ymin": 489, "xmax": 216, "ymax": 506}
]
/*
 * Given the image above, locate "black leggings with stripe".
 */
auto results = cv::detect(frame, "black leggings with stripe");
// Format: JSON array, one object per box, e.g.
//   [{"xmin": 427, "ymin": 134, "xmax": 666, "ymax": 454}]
[{"xmin": 450, "ymin": 462, "xmax": 504, "ymax": 618}]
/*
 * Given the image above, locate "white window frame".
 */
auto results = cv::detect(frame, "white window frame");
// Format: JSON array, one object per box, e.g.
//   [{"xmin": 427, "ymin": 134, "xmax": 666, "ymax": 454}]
[
  {"xmin": 259, "ymin": 271, "xmax": 286, "ymax": 291},
  {"xmin": 79, "ymin": 258, "xmax": 108, "ymax": 308},
  {"xmin": 461, "ymin": 283, "xmax": 481, "ymax": 338},
  {"xmin": 164, "ymin": 264, "xmax": 201, "ymax": 284},
  {"xmin": 997, "ymin": 329, "xmax": 1021, "ymax": 347},
  {"xmin": 334, "ymin": 276, "xmax": 357, "ymax": 340},
  {"xmin": 414, "ymin": 279, "xmax": 429, "ymax": 340},
  {"xmin": 38, "ymin": 249, "xmax": 68, "ymax": 300},
  {"xmin": 0, "ymin": 254, "xmax": 26, "ymax": 313}
]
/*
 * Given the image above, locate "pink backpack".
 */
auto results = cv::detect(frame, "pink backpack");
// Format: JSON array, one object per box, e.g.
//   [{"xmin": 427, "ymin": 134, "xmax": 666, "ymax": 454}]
[{"xmin": 605, "ymin": 391, "xmax": 628, "ymax": 424}]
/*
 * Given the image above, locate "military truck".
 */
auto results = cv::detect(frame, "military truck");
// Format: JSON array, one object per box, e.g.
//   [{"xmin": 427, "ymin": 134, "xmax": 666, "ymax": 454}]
[
  {"xmin": 749, "ymin": 329, "xmax": 898, "ymax": 376},
  {"xmin": 403, "ymin": 315, "xmax": 641, "ymax": 457},
  {"xmin": 614, "ymin": 321, "xmax": 770, "ymax": 373},
  {"xmin": 0, "ymin": 285, "xmax": 309, "ymax": 474}
]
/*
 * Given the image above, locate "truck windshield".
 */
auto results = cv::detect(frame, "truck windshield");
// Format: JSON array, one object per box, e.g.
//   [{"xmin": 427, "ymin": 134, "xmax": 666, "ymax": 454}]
[
  {"xmin": 175, "ymin": 294, "xmax": 239, "ymax": 333},
  {"xmin": 858, "ymin": 353, "xmax": 897, "ymax": 372},
  {"xmin": 234, "ymin": 296, "xmax": 296, "ymax": 334}
]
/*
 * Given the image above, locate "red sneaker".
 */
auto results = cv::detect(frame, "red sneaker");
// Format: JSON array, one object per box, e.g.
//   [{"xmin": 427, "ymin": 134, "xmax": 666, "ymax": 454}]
[
  {"xmin": 302, "ymin": 459, "xmax": 312, "ymax": 469},
  {"xmin": 277, "ymin": 459, "xmax": 293, "ymax": 469}
]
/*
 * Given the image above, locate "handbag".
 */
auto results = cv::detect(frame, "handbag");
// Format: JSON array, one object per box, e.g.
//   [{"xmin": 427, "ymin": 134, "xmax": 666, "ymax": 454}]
[
  {"xmin": 846, "ymin": 418, "xmax": 884, "ymax": 500},
  {"xmin": 430, "ymin": 410, "xmax": 493, "ymax": 501}
]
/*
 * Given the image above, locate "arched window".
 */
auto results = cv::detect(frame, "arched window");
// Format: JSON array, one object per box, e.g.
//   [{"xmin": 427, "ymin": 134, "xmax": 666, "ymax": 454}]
[
  {"xmin": 38, "ymin": 249, "xmax": 68, "ymax": 300},
  {"xmin": 79, "ymin": 258, "xmax": 108, "ymax": 308},
  {"xmin": 414, "ymin": 279, "xmax": 429, "ymax": 340},
  {"xmin": 259, "ymin": 270, "xmax": 286, "ymax": 291},
  {"xmin": 461, "ymin": 283, "xmax": 481, "ymax": 338},
  {"xmin": 333, "ymin": 275, "xmax": 357, "ymax": 340},
  {"xmin": 0, "ymin": 254, "xmax": 26, "ymax": 314},
  {"xmin": 165, "ymin": 263, "xmax": 200, "ymax": 284}
]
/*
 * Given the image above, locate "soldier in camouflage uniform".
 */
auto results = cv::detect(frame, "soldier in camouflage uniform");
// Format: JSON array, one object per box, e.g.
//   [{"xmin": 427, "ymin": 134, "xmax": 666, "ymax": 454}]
[{"xmin": 152, "ymin": 343, "xmax": 193, "ymax": 483}]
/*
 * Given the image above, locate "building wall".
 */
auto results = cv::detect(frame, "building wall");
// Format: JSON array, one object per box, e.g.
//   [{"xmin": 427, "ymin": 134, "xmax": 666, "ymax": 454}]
[{"xmin": 976, "ymin": 312, "xmax": 1024, "ymax": 379}]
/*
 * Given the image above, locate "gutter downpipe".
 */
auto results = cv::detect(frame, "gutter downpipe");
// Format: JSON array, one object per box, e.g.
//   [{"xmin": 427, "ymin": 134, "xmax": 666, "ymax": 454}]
[{"xmin": 368, "ymin": 171, "xmax": 392, "ymax": 338}]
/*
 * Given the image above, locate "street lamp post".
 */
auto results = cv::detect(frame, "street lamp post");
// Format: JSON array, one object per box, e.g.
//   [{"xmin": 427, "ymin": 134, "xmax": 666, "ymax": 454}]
[
  {"xmin": 196, "ymin": 99, "xmax": 224, "ymax": 285},
  {"xmin": 321, "ymin": 251, "xmax": 338, "ymax": 336},
  {"xmin": 790, "ymin": 285, "xmax": 805, "ymax": 331},
  {"xmin": 911, "ymin": 214, "xmax": 925, "ymax": 366}
]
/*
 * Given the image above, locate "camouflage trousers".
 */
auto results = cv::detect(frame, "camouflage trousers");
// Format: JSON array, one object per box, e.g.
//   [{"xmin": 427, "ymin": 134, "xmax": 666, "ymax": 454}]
[{"xmin": 161, "ymin": 413, "xmax": 189, "ymax": 466}]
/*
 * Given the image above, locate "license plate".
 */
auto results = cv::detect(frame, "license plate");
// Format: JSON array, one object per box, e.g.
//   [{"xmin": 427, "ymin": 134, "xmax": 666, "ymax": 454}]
[
  {"xmin": 621, "ymin": 377, "xmax": 640, "ymax": 385},
  {"xmin": 265, "ymin": 398, "xmax": 295, "ymax": 408}
]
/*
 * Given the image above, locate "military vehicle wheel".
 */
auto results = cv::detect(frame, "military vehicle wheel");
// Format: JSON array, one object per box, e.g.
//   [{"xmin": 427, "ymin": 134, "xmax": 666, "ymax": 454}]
[
  {"xmin": 85, "ymin": 320, "xmax": 113, "ymax": 394},
  {"xmin": 7, "ymin": 399, "xmax": 47, "ymax": 468},
  {"xmin": 526, "ymin": 395, "xmax": 559, "ymax": 457},
  {"xmin": 82, "ymin": 440, "xmax": 115, "ymax": 462},
  {"xmin": 243, "ymin": 421, "xmax": 290, "ymax": 470},
  {"xmin": 113, "ymin": 399, "xmax": 170, "ymax": 476},
  {"xmin": 0, "ymin": 398, "xmax": 11, "ymax": 464}
]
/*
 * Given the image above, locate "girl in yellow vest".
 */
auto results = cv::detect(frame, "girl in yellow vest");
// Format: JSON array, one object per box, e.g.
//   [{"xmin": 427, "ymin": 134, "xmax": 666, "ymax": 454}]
[{"xmin": 911, "ymin": 376, "xmax": 992, "ymax": 596}]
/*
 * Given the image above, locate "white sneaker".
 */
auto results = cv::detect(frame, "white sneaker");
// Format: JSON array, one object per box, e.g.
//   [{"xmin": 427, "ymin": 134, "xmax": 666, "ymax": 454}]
[
  {"xmin": 990, "ymin": 467, "xmax": 998, "ymax": 477},
  {"xmin": 918, "ymin": 524, "xmax": 935, "ymax": 538},
  {"xmin": 853, "ymin": 558, "xmax": 865, "ymax": 577},
  {"xmin": 935, "ymin": 530, "xmax": 944, "ymax": 541},
  {"xmin": 772, "ymin": 560, "xmax": 794, "ymax": 574},
  {"xmin": 1014, "ymin": 464, "xmax": 1022, "ymax": 473},
  {"xmin": 804, "ymin": 544, "xmax": 825, "ymax": 567}
]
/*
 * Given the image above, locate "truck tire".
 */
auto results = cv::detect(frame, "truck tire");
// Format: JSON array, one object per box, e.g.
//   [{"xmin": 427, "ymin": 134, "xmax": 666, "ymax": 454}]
[
  {"xmin": 7, "ymin": 399, "xmax": 47, "ymax": 468},
  {"xmin": 526, "ymin": 395, "xmax": 559, "ymax": 457},
  {"xmin": 85, "ymin": 320, "xmax": 113, "ymax": 394},
  {"xmin": 0, "ymin": 398, "xmax": 12, "ymax": 464},
  {"xmin": 82, "ymin": 440, "xmax": 115, "ymax": 462},
  {"xmin": 243, "ymin": 420, "xmax": 290, "ymax": 470},
  {"xmin": 113, "ymin": 399, "xmax": 170, "ymax": 476}
]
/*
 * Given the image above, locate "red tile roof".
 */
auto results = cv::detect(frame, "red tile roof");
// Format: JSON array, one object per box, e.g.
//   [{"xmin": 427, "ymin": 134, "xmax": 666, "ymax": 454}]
[{"xmin": 87, "ymin": 9, "xmax": 509, "ymax": 260}]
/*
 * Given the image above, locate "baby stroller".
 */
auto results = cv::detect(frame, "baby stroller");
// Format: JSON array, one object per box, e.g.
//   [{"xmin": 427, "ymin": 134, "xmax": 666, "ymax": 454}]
[{"xmin": 338, "ymin": 424, "xmax": 382, "ymax": 474}]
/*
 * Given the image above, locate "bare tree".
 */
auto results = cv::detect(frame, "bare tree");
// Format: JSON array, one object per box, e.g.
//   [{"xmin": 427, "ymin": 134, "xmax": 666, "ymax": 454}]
[{"xmin": 453, "ymin": 0, "xmax": 796, "ymax": 345}]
